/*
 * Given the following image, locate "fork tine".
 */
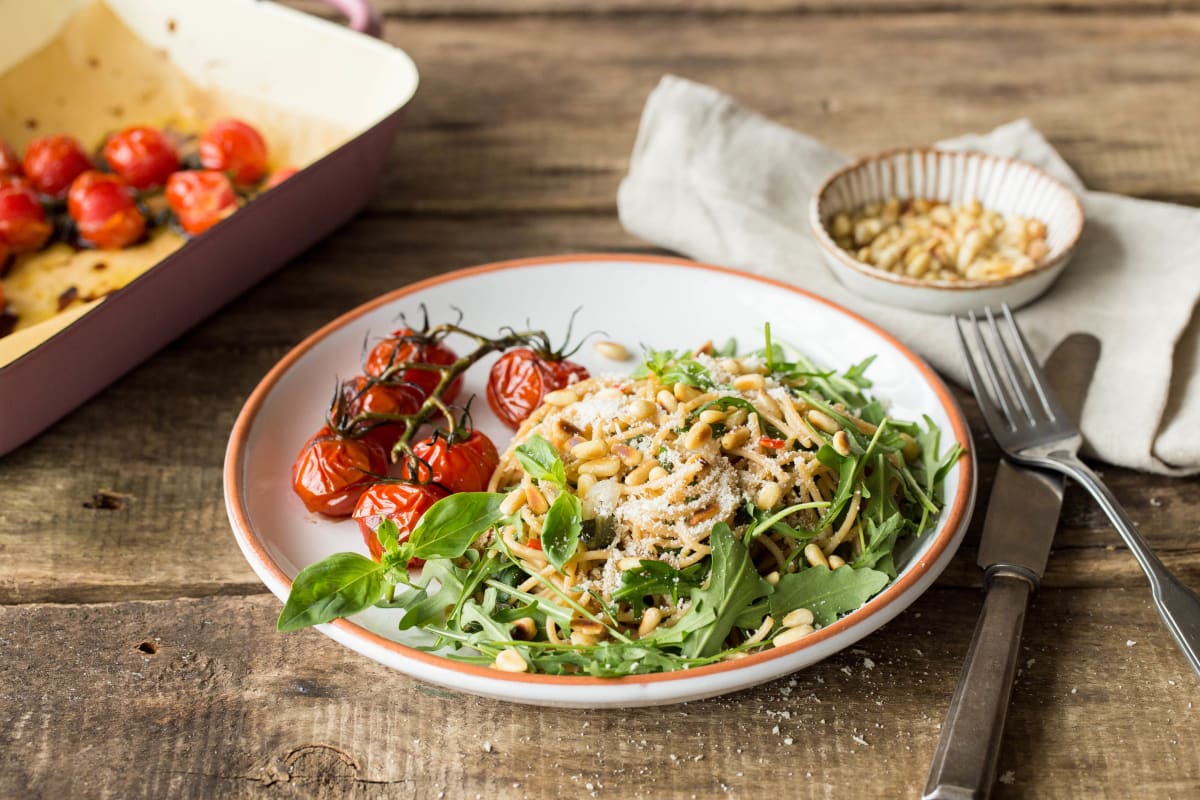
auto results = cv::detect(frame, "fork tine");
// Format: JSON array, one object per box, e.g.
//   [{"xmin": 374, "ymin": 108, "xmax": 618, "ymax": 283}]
[
  {"xmin": 985, "ymin": 306, "xmax": 1036, "ymax": 425},
  {"xmin": 954, "ymin": 313, "xmax": 1015, "ymax": 434},
  {"xmin": 1001, "ymin": 304, "xmax": 1068, "ymax": 422},
  {"xmin": 968, "ymin": 310, "xmax": 1022, "ymax": 430}
]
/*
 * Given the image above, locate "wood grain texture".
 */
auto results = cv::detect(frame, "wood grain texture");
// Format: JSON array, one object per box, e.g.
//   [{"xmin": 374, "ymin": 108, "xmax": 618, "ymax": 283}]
[{"xmin": 1, "ymin": 589, "xmax": 1197, "ymax": 800}]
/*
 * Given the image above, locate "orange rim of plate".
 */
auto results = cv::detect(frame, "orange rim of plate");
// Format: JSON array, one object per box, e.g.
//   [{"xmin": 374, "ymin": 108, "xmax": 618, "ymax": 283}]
[{"xmin": 225, "ymin": 253, "xmax": 975, "ymax": 687}]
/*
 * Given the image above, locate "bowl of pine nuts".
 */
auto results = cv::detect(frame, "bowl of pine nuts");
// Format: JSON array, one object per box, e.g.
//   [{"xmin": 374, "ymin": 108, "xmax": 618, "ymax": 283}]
[{"xmin": 810, "ymin": 148, "xmax": 1084, "ymax": 315}]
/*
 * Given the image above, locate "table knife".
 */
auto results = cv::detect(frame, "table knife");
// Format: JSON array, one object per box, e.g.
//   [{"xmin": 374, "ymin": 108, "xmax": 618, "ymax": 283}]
[{"xmin": 923, "ymin": 333, "xmax": 1100, "ymax": 800}]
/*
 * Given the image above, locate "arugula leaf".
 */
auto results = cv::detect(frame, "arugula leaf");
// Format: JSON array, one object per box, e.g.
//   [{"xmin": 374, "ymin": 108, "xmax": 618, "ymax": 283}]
[
  {"xmin": 852, "ymin": 515, "xmax": 906, "ymax": 577},
  {"xmin": 634, "ymin": 348, "xmax": 715, "ymax": 389},
  {"xmin": 392, "ymin": 559, "xmax": 469, "ymax": 629},
  {"xmin": 541, "ymin": 492, "xmax": 583, "ymax": 572},
  {"xmin": 713, "ymin": 337, "xmax": 738, "ymax": 358},
  {"xmin": 768, "ymin": 565, "xmax": 889, "ymax": 627},
  {"xmin": 611, "ymin": 559, "xmax": 708, "ymax": 616},
  {"xmin": 277, "ymin": 552, "xmax": 385, "ymax": 632},
  {"xmin": 676, "ymin": 523, "xmax": 771, "ymax": 658},
  {"xmin": 815, "ymin": 444, "xmax": 860, "ymax": 529},
  {"xmin": 515, "ymin": 434, "xmax": 567, "ymax": 487},
  {"xmin": 406, "ymin": 492, "xmax": 504, "ymax": 560}
]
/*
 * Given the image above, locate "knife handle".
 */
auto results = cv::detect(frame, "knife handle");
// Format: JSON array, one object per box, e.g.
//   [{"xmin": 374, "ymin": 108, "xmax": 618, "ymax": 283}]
[{"xmin": 923, "ymin": 573, "xmax": 1033, "ymax": 800}]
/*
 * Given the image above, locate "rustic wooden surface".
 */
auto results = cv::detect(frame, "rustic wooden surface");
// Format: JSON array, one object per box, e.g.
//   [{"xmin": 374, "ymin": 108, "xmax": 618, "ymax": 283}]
[{"xmin": 3, "ymin": 2, "xmax": 1199, "ymax": 798}]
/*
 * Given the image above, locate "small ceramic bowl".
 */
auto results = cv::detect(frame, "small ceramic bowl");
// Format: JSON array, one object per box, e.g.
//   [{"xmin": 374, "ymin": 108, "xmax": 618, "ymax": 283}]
[{"xmin": 810, "ymin": 148, "xmax": 1085, "ymax": 315}]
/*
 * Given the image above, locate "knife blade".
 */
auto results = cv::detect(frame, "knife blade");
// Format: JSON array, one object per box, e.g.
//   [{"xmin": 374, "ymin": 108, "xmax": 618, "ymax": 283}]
[{"xmin": 924, "ymin": 333, "xmax": 1100, "ymax": 800}]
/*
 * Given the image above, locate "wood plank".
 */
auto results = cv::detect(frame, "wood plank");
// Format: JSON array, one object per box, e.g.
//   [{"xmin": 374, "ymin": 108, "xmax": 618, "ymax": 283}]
[
  {"xmin": 1, "ymin": 589, "xmax": 1196, "ymax": 799},
  {"xmin": 342, "ymin": 12, "xmax": 1200, "ymax": 215},
  {"xmin": 1, "ymin": 215, "xmax": 1196, "ymax": 604}
]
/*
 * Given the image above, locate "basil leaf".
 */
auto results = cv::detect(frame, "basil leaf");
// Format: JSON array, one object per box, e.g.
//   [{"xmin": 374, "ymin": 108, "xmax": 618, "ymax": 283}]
[
  {"xmin": 541, "ymin": 492, "xmax": 582, "ymax": 572},
  {"xmin": 375, "ymin": 518, "xmax": 401, "ymax": 555},
  {"xmin": 277, "ymin": 552, "xmax": 386, "ymax": 632},
  {"xmin": 677, "ymin": 523, "xmax": 770, "ymax": 658},
  {"xmin": 515, "ymin": 434, "xmax": 567, "ymax": 487},
  {"xmin": 768, "ymin": 565, "xmax": 889, "ymax": 627},
  {"xmin": 408, "ymin": 492, "xmax": 504, "ymax": 560}
]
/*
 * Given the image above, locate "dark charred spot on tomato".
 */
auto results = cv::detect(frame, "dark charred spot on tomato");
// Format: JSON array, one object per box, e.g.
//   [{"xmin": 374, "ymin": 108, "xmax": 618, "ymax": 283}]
[
  {"xmin": 83, "ymin": 489, "xmax": 131, "ymax": 510},
  {"xmin": 56, "ymin": 286, "xmax": 80, "ymax": 312}
]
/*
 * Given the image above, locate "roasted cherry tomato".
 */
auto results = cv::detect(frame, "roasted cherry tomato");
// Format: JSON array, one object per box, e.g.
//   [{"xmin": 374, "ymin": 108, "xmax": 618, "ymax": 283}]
[
  {"xmin": 0, "ymin": 240, "xmax": 9, "ymax": 273},
  {"xmin": 291, "ymin": 426, "xmax": 387, "ymax": 517},
  {"xmin": 0, "ymin": 139, "xmax": 21, "ymax": 179},
  {"xmin": 353, "ymin": 482, "xmax": 448, "ymax": 563},
  {"xmin": 199, "ymin": 118, "xmax": 268, "ymax": 185},
  {"xmin": 165, "ymin": 170, "xmax": 237, "ymax": 236},
  {"xmin": 102, "ymin": 125, "xmax": 180, "ymax": 190},
  {"xmin": 402, "ymin": 429, "xmax": 500, "ymax": 494},
  {"xmin": 22, "ymin": 134, "xmax": 93, "ymax": 198},
  {"xmin": 0, "ymin": 179, "xmax": 52, "ymax": 252},
  {"xmin": 265, "ymin": 166, "xmax": 298, "ymax": 190},
  {"xmin": 486, "ymin": 348, "xmax": 590, "ymax": 429},
  {"xmin": 333, "ymin": 375, "xmax": 423, "ymax": 453},
  {"xmin": 68, "ymin": 171, "xmax": 146, "ymax": 250},
  {"xmin": 364, "ymin": 328, "xmax": 462, "ymax": 403}
]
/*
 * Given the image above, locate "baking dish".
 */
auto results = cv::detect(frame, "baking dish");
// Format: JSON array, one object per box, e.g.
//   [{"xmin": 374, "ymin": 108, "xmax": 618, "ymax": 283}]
[{"xmin": 0, "ymin": 0, "xmax": 415, "ymax": 455}]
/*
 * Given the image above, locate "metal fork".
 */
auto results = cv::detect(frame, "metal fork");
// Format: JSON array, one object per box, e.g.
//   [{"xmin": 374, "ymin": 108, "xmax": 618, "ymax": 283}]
[{"xmin": 955, "ymin": 305, "xmax": 1200, "ymax": 678}]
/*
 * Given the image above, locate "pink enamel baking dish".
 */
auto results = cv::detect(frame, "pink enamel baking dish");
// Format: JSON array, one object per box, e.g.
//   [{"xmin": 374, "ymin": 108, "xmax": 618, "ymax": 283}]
[{"xmin": 0, "ymin": 0, "xmax": 416, "ymax": 455}]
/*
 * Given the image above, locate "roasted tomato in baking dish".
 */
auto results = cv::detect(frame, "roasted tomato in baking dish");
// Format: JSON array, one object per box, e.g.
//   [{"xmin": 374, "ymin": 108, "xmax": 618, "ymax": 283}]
[
  {"xmin": 401, "ymin": 429, "xmax": 500, "ymax": 494},
  {"xmin": 22, "ymin": 134, "xmax": 93, "ymax": 198},
  {"xmin": 199, "ymin": 118, "xmax": 269, "ymax": 185},
  {"xmin": 102, "ymin": 126, "xmax": 180, "ymax": 190},
  {"xmin": 291, "ymin": 426, "xmax": 387, "ymax": 517},
  {"xmin": 486, "ymin": 348, "xmax": 589, "ymax": 429},
  {"xmin": 364, "ymin": 328, "xmax": 463, "ymax": 403},
  {"xmin": 353, "ymin": 482, "xmax": 448, "ymax": 564},
  {"xmin": 0, "ymin": 179, "xmax": 52, "ymax": 253},
  {"xmin": 0, "ymin": 139, "xmax": 21, "ymax": 179},
  {"xmin": 165, "ymin": 170, "xmax": 238, "ymax": 236},
  {"xmin": 68, "ymin": 172, "xmax": 146, "ymax": 250}
]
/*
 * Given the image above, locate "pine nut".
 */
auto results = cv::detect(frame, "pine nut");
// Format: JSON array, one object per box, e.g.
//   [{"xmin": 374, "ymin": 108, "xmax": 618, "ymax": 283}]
[
  {"xmin": 626, "ymin": 398, "xmax": 658, "ymax": 421},
  {"xmin": 571, "ymin": 440, "xmax": 607, "ymax": 461},
  {"xmin": 827, "ymin": 555, "xmax": 847, "ymax": 570},
  {"xmin": 717, "ymin": 357, "xmax": 743, "ymax": 376},
  {"xmin": 572, "ymin": 620, "xmax": 605, "ymax": 636},
  {"xmin": 900, "ymin": 432, "xmax": 920, "ymax": 462},
  {"xmin": 673, "ymin": 383, "xmax": 700, "ymax": 402},
  {"xmin": 612, "ymin": 443, "xmax": 643, "ymax": 467},
  {"xmin": 638, "ymin": 607, "xmax": 663, "ymax": 638},
  {"xmin": 686, "ymin": 505, "xmax": 719, "ymax": 526},
  {"xmin": 720, "ymin": 428, "xmax": 751, "ymax": 450},
  {"xmin": 647, "ymin": 466, "xmax": 669, "ymax": 482},
  {"xmin": 774, "ymin": 625, "xmax": 815, "ymax": 647},
  {"xmin": 544, "ymin": 389, "xmax": 578, "ymax": 407},
  {"xmin": 578, "ymin": 456, "xmax": 620, "ymax": 477},
  {"xmin": 807, "ymin": 409, "xmax": 840, "ymax": 434},
  {"xmin": 593, "ymin": 340, "xmax": 630, "ymax": 361},
  {"xmin": 511, "ymin": 617, "xmax": 537, "ymax": 640},
  {"xmin": 656, "ymin": 390, "xmax": 678, "ymax": 412},
  {"xmin": 684, "ymin": 421, "xmax": 712, "ymax": 450},
  {"xmin": 624, "ymin": 462, "xmax": 653, "ymax": 486},
  {"xmin": 699, "ymin": 409, "xmax": 726, "ymax": 425},
  {"xmin": 576, "ymin": 473, "xmax": 597, "ymax": 496},
  {"xmin": 804, "ymin": 543, "xmax": 830, "ymax": 569},
  {"xmin": 755, "ymin": 482, "xmax": 782, "ymax": 510},
  {"xmin": 524, "ymin": 484, "xmax": 549, "ymax": 514},
  {"xmin": 733, "ymin": 373, "xmax": 765, "ymax": 391},
  {"xmin": 782, "ymin": 608, "xmax": 814, "ymax": 628},
  {"xmin": 500, "ymin": 488, "xmax": 526, "ymax": 515},
  {"xmin": 618, "ymin": 557, "xmax": 643, "ymax": 571},
  {"xmin": 765, "ymin": 571, "xmax": 781, "ymax": 586},
  {"xmin": 494, "ymin": 647, "xmax": 528, "ymax": 672},
  {"xmin": 832, "ymin": 429, "xmax": 852, "ymax": 457}
]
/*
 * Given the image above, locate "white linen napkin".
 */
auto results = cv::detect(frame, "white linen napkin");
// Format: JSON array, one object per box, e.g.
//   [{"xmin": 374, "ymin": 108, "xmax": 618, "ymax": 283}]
[{"xmin": 618, "ymin": 75, "xmax": 1200, "ymax": 476}]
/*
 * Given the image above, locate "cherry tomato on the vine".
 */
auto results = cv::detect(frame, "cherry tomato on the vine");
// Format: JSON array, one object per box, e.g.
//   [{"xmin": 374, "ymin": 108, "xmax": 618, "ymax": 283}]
[
  {"xmin": 0, "ymin": 179, "xmax": 52, "ymax": 252},
  {"xmin": 353, "ymin": 482, "xmax": 448, "ymax": 564},
  {"xmin": 0, "ymin": 139, "xmax": 21, "ymax": 179},
  {"xmin": 402, "ymin": 429, "xmax": 500, "ymax": 494},
  {"xmin": 102, "ymin": 125, "xmax": 180, "ymax": 190},
  {"xmin": 364, "ymin": 328, "xmax": 462, "ymax": 403},
  {"xmin": 291, "ymin": 426, "xmax": 387, "ymax": 517},
  {"xmin": 333, "ymin": 375, "xmax": 423, "ymax": 454},
  {"xmin": 165, "ymin": 170, "xmax": 237, "ymax": 236},
  {"xmin": 68, "ymin": 171, "xmax": 146, "ymax": 250},
  {"xmin": 486, "ymin": 348, "xmax": 590, "ymax": 429},
  {"xmin": 199, "ymin": 118, "xmax": 269, "ymax": 185},
  {"xmin": 22, "ymin": 135, "xmax": 93, "ymax": 198}
]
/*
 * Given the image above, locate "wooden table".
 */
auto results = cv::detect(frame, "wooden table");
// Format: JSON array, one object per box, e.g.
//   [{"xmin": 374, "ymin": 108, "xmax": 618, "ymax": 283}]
[{"xmin": 3, "ymin": 2, "xmax": 1199, "ymax": 797}]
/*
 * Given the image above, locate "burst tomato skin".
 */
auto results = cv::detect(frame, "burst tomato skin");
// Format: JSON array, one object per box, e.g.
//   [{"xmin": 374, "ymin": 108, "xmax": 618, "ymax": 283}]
[
  {"xmin": 102, "ymin": 126, "xmax": 180, "ymax": 190},
  {"xmin": 0, "ymin": 139, "xmax": 21, "ymax": 179},
  {"xmin": 335, "ymin": 375, "xmax": 423, "ymax": 454},
  {"xmin": 23, "ymin": 135, "xmax": 93, "ymax": 198},
  {"xmin": 199, "ymin": 118, "xmax": 268, "ymax": 185},
  {"xmin": 68, "ymin": 171, "xmax": 146, "ymax": 250},
  {"xmin": 486, "ymin": 348, "xmax": 590, "ymax": 429},
  {"xmin": 0, "ymin": 179, "xmax": 52, "ymax": 252},
  {"xmin": 364, "ymin": 328, "xmax": 462, "ymax": 403},
  {"xmin": 291, "ymin": 426, "xmax": 387, "ymax": 517},
  {"xmin": 353, "ymin": 482, "xmax": 448, "ymax": 563},
  {"xmin": 402, "ymin": 430, "xmax": 500, "ymax": 494},
  {"xmin": 165, "ymin": 170, "xmax": 237, "ymax": 236}
]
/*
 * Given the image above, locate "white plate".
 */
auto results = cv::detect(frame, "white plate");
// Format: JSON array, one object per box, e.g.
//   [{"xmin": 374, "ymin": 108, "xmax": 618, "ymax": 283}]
[{"xmin": 224, "ymin": 254, "xmax": 976, "ymax": 707}]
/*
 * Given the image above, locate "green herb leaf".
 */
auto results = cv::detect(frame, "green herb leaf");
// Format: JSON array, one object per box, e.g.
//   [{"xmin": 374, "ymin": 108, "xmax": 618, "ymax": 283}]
[
  {"xmin": 277, "ymin": 552, "xmax": 386, "ymax": 632},
  {"xmin": 852, "ymin": 514, "xmax": 906, "ymax": 577},
  {"xmin": 391, "ymin": 559, "xmax": 468, "ymax": 628},
  {"xmin": 375, "ymin": 518, "xmax": 401, "ymax": 555},
  {"xmin": 768, "ymin": 565, "xmax": 889, "ymax": 627},
  {"xmin": 676, "ymin": 523, "xmax": 771, "ymax": 658},
  {"xmin": 515, "ymin": 434, "xmax": 567, "ymax": 487},
  {"xmin": 407, "ymin": 492, "xmax": 504, "ymax": 560},
  {"xmin": 691, "ymin": 397, "xmax": 785, "ymax": 439},
  {"xmin": 541, "ymin": 492, "xmax": 583, "ymax": 572},
  {"xmin": 611, "ymin": 559, "xmax": 708, "ymax": 616},
  {"xmin": 635, "ymin": 348, "xmax": 715, "ymax": 389}
]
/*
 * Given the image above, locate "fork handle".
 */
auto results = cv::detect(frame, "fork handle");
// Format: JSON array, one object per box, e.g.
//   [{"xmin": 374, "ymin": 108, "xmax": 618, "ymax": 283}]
[
  {"xmin": 1050, "ymin": 454, "xmax": 1200, "ymax": 678},
  {"xmin": 923, "ymin": 573, "xmax": 1032, "ymax": 800}
]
